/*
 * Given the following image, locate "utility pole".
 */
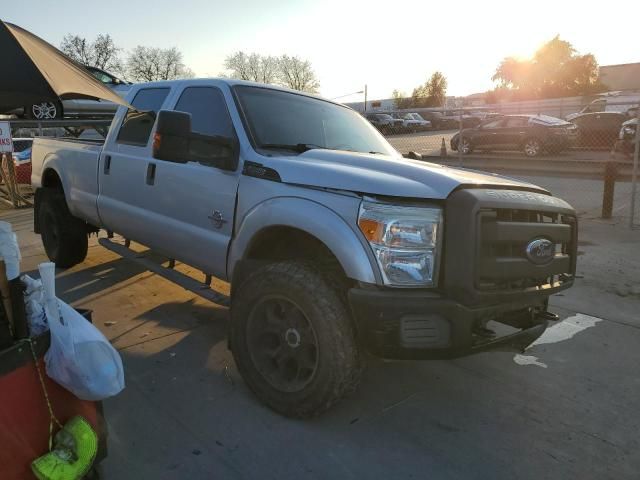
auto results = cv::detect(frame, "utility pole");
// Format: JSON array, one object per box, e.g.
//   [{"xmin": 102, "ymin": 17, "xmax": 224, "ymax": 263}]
[
  {"xmin": 630, "ymin": 105, "xmax": 639, "ymax": 228},
  {"xmin": 364, "ymin": 84, "xmax": 368, "ymax": 112}
]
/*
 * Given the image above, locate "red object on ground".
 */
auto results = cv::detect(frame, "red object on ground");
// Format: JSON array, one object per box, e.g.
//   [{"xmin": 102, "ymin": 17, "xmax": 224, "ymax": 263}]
[{"xmin": 0, "ymin": 335, "xmax": 107, "ymax": 479}]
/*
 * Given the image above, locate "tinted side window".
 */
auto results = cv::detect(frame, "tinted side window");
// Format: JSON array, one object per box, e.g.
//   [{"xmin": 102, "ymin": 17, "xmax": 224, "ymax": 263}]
[
  {"xmin": 117, "ymin": 88, "xmax": 170, "ymax": 146},
  {"xmin": 174, "ymin": 87, "xmax": 235, "ymax": 138},
  {"xmin": 505, "ymin": 117, "xmax": 528, "ymax": 128},
  {"xmin": 482, "ymin": 119, "xmax": 504, "ymax": 129}
]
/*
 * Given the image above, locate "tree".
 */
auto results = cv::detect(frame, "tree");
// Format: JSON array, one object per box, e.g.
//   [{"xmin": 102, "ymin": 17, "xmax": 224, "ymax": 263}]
[
  {"xmin": 404, "ymin": 71, "xmax": 448, "ymax": 108},
  {"xmin": 491, "ymin": 35, "xmax": 606, "ymax": 99},
  {"xmin": 60, "ymin": 33, "xmax": 123, "ymax": 73},
  {"xmin": 222, "ymin": 52, "xmax": 320, "ymax": 93},
  {"xmin": 277, "ymin": 55, "xmax": 320, "ymax": 93},
  {"xmin": 392, "ymin": 89, "xmax": 413, "ymax": 109},
  {"xmin": 424, "ymin": 71, "xmax": 447, "ymax": 107},
  {"xmin": 125, "ymin": 46, "xmax": 194, "ymax": 82},
  {"xmin": 224, "ymin": 51, "xmax": 279, "ymax": 83}
]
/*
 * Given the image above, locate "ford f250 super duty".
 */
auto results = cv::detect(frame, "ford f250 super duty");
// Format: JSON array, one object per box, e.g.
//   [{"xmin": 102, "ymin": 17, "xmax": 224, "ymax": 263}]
[{"xmin": 31, "ymin": 79, "xmax": 577, "ymax": 417}]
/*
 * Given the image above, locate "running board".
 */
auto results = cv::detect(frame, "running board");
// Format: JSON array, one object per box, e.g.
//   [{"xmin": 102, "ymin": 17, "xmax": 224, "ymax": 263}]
[{"xmin": 98, "ymin": 238, "xmax": 230, "ymax": 307}]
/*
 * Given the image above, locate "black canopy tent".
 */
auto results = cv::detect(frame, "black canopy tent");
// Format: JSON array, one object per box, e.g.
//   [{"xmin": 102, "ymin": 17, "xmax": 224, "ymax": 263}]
[{"xmin": 0, "ymin": 20, "xmax": 130, "ymax": 110}]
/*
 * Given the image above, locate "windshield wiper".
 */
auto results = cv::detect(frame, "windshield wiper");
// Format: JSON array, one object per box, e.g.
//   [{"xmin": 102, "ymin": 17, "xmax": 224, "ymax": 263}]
[{"xmin": 258, "ymin": 143, "xmax": 327, "ymax": 153}]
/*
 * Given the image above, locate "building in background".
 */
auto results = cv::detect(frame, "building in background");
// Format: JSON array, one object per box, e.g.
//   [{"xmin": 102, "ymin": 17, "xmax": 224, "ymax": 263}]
[{"xmin": 599, "ymin": 63, "xmax": 640, "ymax": 92}]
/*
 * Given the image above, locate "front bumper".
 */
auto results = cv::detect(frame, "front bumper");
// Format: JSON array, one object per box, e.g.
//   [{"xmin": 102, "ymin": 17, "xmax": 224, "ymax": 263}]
[{"xmin": 348, "ymin": 287, "xmax": 549, "ymax": 360}]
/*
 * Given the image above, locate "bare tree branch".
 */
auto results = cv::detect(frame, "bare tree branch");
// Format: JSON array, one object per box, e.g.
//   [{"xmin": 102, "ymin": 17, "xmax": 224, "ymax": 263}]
[
  {"xmin": 60, "ymin": 33, "xmax": 123, "ymax": 75},
  {"xmin": 126, "ymin": 46, "xmax": 194, "ymax": 82},
  {"xmin": 224, "ymin": 51, "xmax": 279, "ymax": 83},
  {"xmin": 277, "ymin": 55, "xmax": 319, "ymax": 93}
]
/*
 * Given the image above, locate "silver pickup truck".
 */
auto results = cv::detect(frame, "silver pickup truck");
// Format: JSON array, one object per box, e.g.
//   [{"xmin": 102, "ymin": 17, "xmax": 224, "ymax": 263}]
[{"xmin": 31, "ymin": 79, "xmax": 577, "ymax": 417}]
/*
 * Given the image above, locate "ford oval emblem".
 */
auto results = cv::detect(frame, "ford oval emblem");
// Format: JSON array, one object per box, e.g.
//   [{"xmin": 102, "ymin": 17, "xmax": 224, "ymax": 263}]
[{"xmin": 525, "ymin": 238, "xmax": 555, "ymax": 265}]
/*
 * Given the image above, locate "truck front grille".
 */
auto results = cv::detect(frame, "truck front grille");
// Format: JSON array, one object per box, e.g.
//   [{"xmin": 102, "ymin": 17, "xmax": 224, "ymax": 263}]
[
  {"xmin": 443, "ymin": 188, "xmax": 577, "ymax": 306},
  {"xmin": 476, "ymin": 208, "xmax": 577, "ymax": 292}
]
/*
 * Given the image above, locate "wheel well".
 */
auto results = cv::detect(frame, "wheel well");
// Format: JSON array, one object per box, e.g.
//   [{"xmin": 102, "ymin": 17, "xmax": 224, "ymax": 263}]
[
  {"xmin": 246, "ymin": 227, "xmax": 347, "ymax": 275},
  {"xmin": 236, "ymin": 226, "xmax": 357, "ymax": 333},
  {"xmin": 41, "ymin": 168, "xmax": 63, "ymax": 190},
  {"xmin": 236, "ymin": 226, "xmax": 352, "ymax": 294}
]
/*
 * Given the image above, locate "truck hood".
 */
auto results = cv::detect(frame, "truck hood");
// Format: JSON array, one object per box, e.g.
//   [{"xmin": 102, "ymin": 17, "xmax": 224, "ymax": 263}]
[{"xmin": 260, "ymin": 150, "xmax": 548, "ymax": 199}]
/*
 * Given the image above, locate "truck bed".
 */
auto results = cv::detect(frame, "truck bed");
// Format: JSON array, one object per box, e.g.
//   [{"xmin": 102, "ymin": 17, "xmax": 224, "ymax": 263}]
[{"xmin": 31, "ymin": 136, "xmax": 104, "ymax": 226}]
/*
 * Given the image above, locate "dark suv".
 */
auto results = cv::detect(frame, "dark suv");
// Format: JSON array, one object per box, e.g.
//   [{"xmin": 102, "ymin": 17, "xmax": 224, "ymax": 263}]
[{"xmin": 451, "ymin": 114, "xmax": 578, "ymax": 157}]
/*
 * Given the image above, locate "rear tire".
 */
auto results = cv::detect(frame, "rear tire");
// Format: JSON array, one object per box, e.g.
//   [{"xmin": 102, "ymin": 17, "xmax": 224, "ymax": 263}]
[
  {"xmin": 38, "ymin": 188, "xmax": 88, "ymax": 268},
  {"xmin": 230, "ymin": 261, "xmax": 362, "ymax": 418}
]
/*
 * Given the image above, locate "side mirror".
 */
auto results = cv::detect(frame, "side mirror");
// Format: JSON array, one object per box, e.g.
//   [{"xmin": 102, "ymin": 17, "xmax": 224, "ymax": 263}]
[{"xmin": 153, "ymin": 110, "xmax": 191, "ymax": 163}]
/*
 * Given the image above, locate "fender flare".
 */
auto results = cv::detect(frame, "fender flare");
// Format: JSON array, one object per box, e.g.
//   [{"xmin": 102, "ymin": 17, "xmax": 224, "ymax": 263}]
[
  {"xmin": 228, "ymin": 197, "xmax": 379, "ymax": 284},
  {"xmin": 33, "ymin": 153, "xmax": 65, "ymax": 191}
]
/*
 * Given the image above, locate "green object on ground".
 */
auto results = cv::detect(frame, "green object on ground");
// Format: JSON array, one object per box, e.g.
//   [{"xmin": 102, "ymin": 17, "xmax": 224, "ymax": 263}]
[{"xmin": 31, "ymin": 416, "xmax": 97, "ymax": 480}]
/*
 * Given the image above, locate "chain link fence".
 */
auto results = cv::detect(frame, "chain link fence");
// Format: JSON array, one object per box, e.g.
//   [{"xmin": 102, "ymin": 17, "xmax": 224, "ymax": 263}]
[{"xmin": 357, "ymin": 97, "xmax": 640, "ymax": 227}]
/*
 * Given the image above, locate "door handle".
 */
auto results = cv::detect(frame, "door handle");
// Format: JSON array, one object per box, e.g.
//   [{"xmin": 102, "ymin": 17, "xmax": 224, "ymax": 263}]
[
  {"xmin": 103, "ymin": 155, "xmax": 111, "ymax": 175},
  {"xmin": 146, "ymin": 163, "xmax": 156, "ymax": 186}
]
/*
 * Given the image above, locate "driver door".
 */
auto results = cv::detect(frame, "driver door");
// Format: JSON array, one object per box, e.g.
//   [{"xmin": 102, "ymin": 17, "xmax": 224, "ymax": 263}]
[
  {"xmin": 474, "ymin": 118, "xmax": 505, "ymax": 149},
  {"xmin": 133, "ymin": 85, "xmax": 240, "ymax": 279}
]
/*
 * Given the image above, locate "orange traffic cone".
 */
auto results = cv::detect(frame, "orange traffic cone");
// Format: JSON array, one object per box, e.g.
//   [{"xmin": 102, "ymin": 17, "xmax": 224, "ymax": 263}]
[{"xmin": 440, "ymin": 137, "xmax": 447, "ymax": 157}]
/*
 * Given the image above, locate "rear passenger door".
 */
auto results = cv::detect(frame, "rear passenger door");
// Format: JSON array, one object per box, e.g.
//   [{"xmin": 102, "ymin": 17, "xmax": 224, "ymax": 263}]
[{"xmin": 98, "ymin": 87, "xmax": 171, "ymax": 246}]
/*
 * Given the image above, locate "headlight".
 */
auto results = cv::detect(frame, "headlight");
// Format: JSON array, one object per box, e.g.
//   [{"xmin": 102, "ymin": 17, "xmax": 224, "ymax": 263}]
[
  {"xmin": 358, "ymin": 201, "xmax": 442, "ymax": 287},
  {"xmin": 623, "ymin": 126, "xmax": 635, "ymax": 136}
]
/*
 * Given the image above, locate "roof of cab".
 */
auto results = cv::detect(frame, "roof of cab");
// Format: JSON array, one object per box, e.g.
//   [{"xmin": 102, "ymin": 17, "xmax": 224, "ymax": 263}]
[{"xmin": 127, "ymin": 77, "xmax": 348, "ymax": 108}]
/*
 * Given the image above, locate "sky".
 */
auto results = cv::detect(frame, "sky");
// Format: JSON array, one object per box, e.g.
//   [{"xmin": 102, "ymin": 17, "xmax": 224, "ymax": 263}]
[{"xmin": 4, "ymin": 0, "xmax": 640, "ymax": 101}]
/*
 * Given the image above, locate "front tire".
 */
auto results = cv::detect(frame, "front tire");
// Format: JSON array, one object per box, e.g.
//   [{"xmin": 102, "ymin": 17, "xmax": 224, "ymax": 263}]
[
  {"xmin": 38, "ymin": 188, "xmax": 88, "ymax": 268},
  {"xmin": 523, "ymin": 138, "xmax": 542, "ymax": 157},
  {"xmin": 230, "ymin": 261, "xmax": 362, "ymax": 418},
  {"xmin": 460, "ymin": 137, "xmax": 473, "ymax": 154}
]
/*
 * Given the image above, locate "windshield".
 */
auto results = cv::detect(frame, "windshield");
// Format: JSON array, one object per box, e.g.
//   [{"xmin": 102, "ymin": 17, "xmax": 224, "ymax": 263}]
[{"xmin": 234, "ymin": 86, "xmax": 398, "ymax": 156}]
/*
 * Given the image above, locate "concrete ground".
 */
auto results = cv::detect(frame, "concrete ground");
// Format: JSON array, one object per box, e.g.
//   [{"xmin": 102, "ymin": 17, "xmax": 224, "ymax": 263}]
[{"xmin": 2, "ymin": 200, "xmax": 639, "ymax": 480}]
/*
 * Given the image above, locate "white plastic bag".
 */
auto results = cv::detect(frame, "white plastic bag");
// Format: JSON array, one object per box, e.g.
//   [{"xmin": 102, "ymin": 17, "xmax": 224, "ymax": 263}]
[
  {"xmin": 22, "ymin": 274, "xmax": 48, "ymax": 336},
  {"xmin": 39, "ymin": 263, "xmax": 125, "ymax": 401},
  {"xmin": 0, "ymin": 221, "xmax": 21, "ymax": 280}
]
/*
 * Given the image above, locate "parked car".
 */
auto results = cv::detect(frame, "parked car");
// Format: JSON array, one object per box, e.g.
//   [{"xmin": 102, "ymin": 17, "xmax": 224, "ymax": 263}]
[
  {"xmin": 31, "ymin": 78, "xmax": 577, "ymax": 417},
  {"xmin": 470, "ymin": 111, "xmax": 503, "ymax": 122},
  {"xmin": 451, "ymin": 114, "xmax": 578, "ymax": 157},
  {"xmin": 418, "ymin": 111, "xmax": 458, "ymax": 130},
  {"xmin": 391, "ymin": 113, "xmax": 420, "ymax": 132},
  {"xmin": 403, "ymin": 113, "xmax": 432, "ymax": 131},
  {"xmin": 569, "ymin": 112, "xmax": 627, "ymax": 148},
  {"xmin": 0, "ymin": 66, "xmax": 132, "ymax": 120},
  {"xmin": 365, "ymin": 113, "xmax": 403, "ymax": 134},
  {"xmin": 616, "ymin": 117, "xmax": 638, "ymax": 154},
  {"xmin": 441, "ymin": 111, "xmax": 482, "ymax": 128}
]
